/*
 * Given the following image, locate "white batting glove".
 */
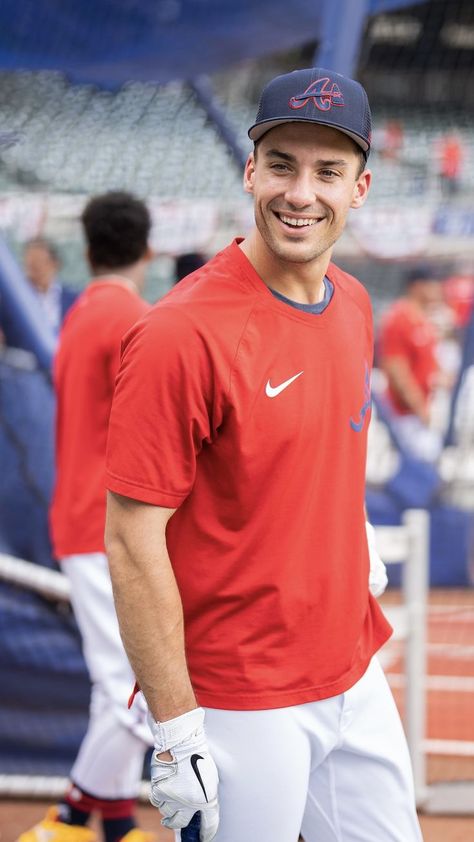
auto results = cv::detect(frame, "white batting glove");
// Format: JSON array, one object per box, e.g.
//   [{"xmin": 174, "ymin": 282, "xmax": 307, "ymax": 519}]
[
  {"xmin": 149, "ymin": 707, "xmax": 219, "ymax": 842},
  {"xmin": 366, "ymin": 520, "xmax": 388, "ymax": 597}
]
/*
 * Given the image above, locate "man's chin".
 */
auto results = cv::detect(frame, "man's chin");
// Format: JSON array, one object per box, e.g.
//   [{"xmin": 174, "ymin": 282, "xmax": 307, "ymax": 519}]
[
  {"xmin": 257, "ymin": 220, "xmax": 333, "ymax": 265},
  {"xmin": 273, "ymin": 241, "xmax": 328, "ymax": 265}
]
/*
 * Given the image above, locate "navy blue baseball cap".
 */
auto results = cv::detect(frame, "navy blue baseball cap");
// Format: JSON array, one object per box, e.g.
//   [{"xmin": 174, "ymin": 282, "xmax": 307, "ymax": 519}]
[{"xmin": 248, "ymin": 68, "xmax": 372, "ymax": 159}]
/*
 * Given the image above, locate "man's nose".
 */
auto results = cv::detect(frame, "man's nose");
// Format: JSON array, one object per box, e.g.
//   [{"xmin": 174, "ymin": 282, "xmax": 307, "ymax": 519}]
[{"xmin": 284, "ymin": 172, "xmax": 316, "ymax": 208}]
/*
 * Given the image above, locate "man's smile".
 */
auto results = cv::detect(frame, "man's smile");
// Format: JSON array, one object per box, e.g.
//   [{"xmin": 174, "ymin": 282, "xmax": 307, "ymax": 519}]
[{"xmin": 274, "ymin": 212, "xmax": 324, "ymax": 229}]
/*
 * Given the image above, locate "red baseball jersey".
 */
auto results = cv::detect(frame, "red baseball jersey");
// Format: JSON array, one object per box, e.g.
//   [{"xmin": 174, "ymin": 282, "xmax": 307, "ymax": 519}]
[
  {"xmin": 50, "ymin": 279, "xmax": 150, "ymax": 558},
  {"xmin": 106, "ymin": 241, "xmax": 391, "ymax": 709},
  {"xmin": 378, "ymin": 299, "xmax": 439, "ymax": 415}
]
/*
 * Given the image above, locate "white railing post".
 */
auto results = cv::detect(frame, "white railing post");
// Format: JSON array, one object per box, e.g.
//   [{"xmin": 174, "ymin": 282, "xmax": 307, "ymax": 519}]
[{"xmin": 402, "ymin": 508, "xmax": 430, "ymax": 806}]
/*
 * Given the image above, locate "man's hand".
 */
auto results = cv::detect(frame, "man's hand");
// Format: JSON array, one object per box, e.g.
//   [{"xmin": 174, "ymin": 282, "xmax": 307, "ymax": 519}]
[{"xmin": 149, "ymin": 707, "xmax": 219, "ymax": 842}]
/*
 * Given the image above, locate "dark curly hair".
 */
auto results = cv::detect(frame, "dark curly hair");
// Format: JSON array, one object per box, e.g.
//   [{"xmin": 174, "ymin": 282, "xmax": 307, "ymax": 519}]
[{"xmin": 81, "ymin": 191, "xmax": 151, "ymax": 270}]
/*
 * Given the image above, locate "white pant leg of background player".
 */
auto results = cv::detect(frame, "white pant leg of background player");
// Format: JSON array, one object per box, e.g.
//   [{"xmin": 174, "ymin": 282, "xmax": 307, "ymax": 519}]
[{"xmin": 62, "ymin": 553, "xmax": 152, "ymax": 799}]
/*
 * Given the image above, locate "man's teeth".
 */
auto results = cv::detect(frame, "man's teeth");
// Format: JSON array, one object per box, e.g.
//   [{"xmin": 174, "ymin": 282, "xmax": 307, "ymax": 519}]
[{"xmin": 279, "ymin": 215, "xmax": 318, "ymax": 227}]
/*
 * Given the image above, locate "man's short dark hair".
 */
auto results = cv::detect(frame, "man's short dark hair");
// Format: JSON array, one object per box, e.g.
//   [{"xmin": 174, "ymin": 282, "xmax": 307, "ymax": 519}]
[
  {"xmin": 175, "ymin": 252, "xmax": 206, "ymax": 283},
  {"xmin": 405, "ymin": 263, "xmax": 442, "ymax": 287},
  {"xmin": 81, "ymin": 191, "xmax": 151, "ymax": 270}
]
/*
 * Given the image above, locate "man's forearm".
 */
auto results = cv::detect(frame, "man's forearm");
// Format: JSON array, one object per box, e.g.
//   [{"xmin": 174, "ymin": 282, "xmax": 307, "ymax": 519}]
[
  {"xmin": 105, "ymin": 491, "xmax": 197, "ymax": 722},
  {"xmin": 383, "ymin": 357, "xmax": 429, "ymax": 421}
]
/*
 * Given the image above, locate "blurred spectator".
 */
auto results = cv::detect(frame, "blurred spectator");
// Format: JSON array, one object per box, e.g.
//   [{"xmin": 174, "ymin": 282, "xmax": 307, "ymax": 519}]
[
  {"xmin": 436, "ymin": 133, "xmax": 464, "ymax": 197},
  {"xmin": 378, "ymin": 119, "xmax": 404, "ymax": 162},
  {"xmin": 378, "ymin": 263, "xmax": 448, "ymax": 462},
  {"xmin": 443, "ymin": 270, "xmax": 474, "ymax": 331},
  {"xmin": 174, "ymin": 250, "xmax": 207, "ymax": 283},
  {"xmin": 0, "ymin": 237, "xmax": 78, "ymax": 348}
]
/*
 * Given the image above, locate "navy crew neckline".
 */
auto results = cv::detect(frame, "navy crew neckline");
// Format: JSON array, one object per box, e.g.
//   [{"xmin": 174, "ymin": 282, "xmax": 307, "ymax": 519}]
[{"xmin": 269, "ymin": 276, "xmax": 334, "ymax": 315}]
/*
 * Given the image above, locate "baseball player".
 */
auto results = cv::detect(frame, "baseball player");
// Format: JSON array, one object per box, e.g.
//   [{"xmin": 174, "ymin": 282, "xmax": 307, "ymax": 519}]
[
  {"xmin": 105, "ymin": 69, "xmax": 423, "ymax": 841},
  {"xmin": 378, "ymin": 263, "xmax": 444, "ymax": 462},
  {"xmin": 19, "ymin": 193, "xmax": 156, "ymax": 842}
]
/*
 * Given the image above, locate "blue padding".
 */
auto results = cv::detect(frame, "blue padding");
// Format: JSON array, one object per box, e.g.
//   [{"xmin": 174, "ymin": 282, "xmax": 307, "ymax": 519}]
[
  {"xmin": 366, "ymin": 495, "xmax": 474, "ymax": 587},
  {"xmin": 366, "ymin": 489, "xmax": 402, "ymax": 526},
  {"xmin": 430, "ymin": 506, "xmax": 474, "ymax": 587},
  {"xmin": 384, "ymin": 455, "xmax": 440, "ymax": 510}
]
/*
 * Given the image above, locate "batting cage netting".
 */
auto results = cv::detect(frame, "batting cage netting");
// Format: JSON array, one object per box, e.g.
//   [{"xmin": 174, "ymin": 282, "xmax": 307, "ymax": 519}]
[{"xmin": 0, "ymin": 0, "xmax": 473, "ymax": 816}]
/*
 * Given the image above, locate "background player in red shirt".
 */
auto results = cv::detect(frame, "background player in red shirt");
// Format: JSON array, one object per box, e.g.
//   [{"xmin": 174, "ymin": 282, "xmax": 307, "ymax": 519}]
[
  {"xmin": 105, "ymin": 70, "xmax": 422, "ymax": 842},
  {"xmin": 437, "ymin": 132, "xmax": 464, "ymax": 197},
  {"xmin": 20, "ymin": 193, "xmax": 155, "ymax": 842},
  {"xmin": 378, "ymin": 263, "xmax": 445, "ymax": 462}
]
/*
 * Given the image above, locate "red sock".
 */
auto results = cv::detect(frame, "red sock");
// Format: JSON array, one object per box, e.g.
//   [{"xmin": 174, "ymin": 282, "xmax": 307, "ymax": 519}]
[{"xmin": 61, "ymin": 782, "xmax": 137, "ymax": 839}]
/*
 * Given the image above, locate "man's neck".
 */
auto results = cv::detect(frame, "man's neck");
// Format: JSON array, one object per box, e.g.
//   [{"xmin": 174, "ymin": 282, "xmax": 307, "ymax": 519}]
[
  {"xmin": 239, "ymin": 231, "xmax": 331, "ymax": 305},
  {"xmin": 405, "ymin": 294, "xmax": 427, "ymax": 317},
  {"xmin": 91, "ymin": 267, "xmax": 142, "ymax": 294}
]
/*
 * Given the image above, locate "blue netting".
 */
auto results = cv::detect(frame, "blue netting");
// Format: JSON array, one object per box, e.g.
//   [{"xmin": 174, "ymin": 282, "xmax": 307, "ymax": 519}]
[
  {"xmin": 0, "ymin": 359, "xmax": 90, "ymax": 773},
  {"xmin": 0, "ymin": 581, "xmax": 90, "ymax": 774}
]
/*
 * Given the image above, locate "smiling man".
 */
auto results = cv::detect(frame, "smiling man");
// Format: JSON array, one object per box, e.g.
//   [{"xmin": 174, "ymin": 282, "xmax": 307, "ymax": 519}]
[{"xmin": 104, "ymin": 69, "xmax": 423, "ymax": 842}]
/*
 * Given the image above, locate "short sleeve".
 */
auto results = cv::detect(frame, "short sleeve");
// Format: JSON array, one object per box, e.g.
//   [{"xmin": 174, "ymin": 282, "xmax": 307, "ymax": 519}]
[
  {"xmin": 105, "ymin": 295, "xmax": 150, "ymax": 394},
  {"xmin": 364, "ymin": 291, "xmax": 374, "ymax": 369},
  {"xmin": 106, "ymin": 305, "xmax": 216, "ymax": 507}
]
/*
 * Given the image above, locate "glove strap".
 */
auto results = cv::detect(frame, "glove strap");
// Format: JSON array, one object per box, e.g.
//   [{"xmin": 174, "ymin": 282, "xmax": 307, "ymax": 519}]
[{"xmin": 149, "ymin": 707, "xmax": 205, "ymax": 752}]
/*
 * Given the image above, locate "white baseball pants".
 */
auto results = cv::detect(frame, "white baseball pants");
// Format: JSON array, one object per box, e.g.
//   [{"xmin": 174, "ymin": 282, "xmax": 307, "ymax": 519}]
[
  {"xmin": 178, "ymin": 658, "xmax": 422, "ymax": 842},
  {"xmin": 62, "ymin": 553, "xmax": 152, "ymax": 799}
]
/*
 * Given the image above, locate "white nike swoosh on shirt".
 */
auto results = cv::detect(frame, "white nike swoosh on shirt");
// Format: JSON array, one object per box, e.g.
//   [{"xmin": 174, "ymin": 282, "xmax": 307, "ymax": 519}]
[{"xmin": 265, "ymin": 371, "xmax": 304, "ymax": 398}]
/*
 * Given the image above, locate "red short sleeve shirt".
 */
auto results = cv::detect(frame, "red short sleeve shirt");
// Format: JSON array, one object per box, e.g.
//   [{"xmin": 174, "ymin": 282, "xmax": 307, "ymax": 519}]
[
  {"xmin": 50, "ymin": 280, "xmax": 150, "ymax": 558},
  {"xmin": 379, "ymin": 299, "xmax": 439, "ymax": 414},
  {"xmin": 106, "ymin": 242, "xmax": 391, "ymax": 710}
]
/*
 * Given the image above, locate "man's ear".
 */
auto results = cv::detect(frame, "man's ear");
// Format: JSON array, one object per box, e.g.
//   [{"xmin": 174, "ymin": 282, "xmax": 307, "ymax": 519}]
[
  {"xmin": 243, "ymin": 153, "xmax": 256, "ymax": 195},
  {"xmin": 351, "ymin": 169, "xmax": 371, "ymax": 209}
]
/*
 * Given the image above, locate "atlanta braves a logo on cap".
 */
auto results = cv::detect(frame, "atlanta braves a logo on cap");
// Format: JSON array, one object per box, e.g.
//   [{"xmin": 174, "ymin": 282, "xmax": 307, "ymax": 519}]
[{"xmin": 289, "ymin": 78, "xmax": 345, "ymax": 112}]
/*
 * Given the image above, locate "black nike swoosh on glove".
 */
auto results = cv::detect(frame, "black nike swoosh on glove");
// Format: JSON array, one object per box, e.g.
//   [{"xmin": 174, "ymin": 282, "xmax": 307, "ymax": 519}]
[{"xmin": 190, "ymin": 753, "xmax": 208, "ymax": 802}]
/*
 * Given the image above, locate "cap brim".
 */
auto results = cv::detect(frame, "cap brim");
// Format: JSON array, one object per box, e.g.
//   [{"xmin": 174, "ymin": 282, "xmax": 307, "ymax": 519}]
[{"xmin": 248, "ymin": 118, "xmax": 369, "ymax": 155}]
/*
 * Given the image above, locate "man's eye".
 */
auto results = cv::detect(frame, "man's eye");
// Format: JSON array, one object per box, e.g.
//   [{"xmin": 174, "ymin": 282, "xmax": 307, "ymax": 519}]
[
  {"xmin": 270, "ymin": 163, "xmax": 290, "ymax": 172},
  {"xmin": 320, "ymin": 170, "xmax": 338, "ymax": 178}
]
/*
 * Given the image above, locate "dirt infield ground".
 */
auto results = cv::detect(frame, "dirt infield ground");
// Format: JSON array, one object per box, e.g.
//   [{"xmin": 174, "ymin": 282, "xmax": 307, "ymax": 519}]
[{"xmin": 0, "ymin": 801, "xmax": 473, "ymax": 842}]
